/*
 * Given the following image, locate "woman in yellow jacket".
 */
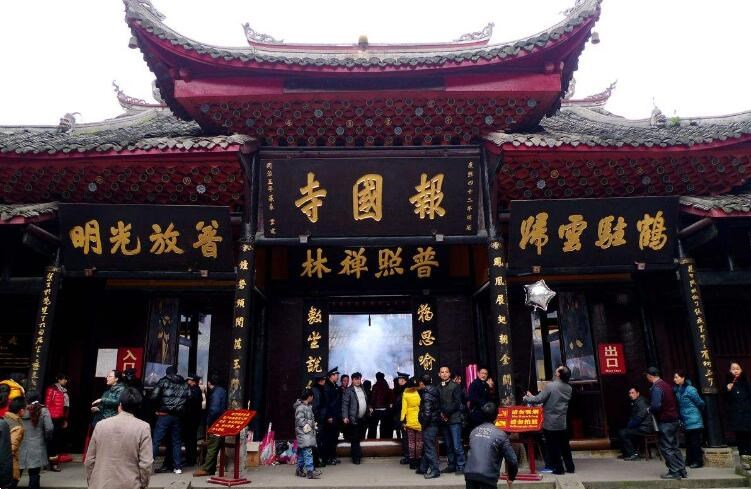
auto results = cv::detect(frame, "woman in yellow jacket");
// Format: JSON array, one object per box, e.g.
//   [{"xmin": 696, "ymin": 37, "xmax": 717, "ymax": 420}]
[{"xmin": 400, "ymin": 378, "xmax": 423, "ymax": 469}]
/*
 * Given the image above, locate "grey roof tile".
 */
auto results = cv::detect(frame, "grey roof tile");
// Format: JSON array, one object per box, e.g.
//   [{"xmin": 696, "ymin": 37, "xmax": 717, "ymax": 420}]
[{"xmin": 680, "ymin": 194, "xmax": 751, "ymax": 214}]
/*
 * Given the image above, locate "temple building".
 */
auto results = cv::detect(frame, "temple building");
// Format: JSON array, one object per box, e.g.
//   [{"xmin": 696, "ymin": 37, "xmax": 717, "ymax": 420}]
[{"xmin": 2, "ymin": 0, "xmax": 751, "ymax": 451}]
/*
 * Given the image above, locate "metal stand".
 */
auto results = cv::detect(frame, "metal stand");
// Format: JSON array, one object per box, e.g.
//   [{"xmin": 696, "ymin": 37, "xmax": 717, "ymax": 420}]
[{"xmin": 208, "ymin": 434, "xmax": 250, "ymax": 487}]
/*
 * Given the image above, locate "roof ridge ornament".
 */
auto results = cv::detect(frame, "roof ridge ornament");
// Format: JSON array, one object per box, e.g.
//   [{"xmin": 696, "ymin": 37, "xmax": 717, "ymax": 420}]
[
  {"xmin": 650, "ymin": 98, "xmax": 667, "ymax": 128},
  {"xmin": 134, "ymin": 0, "xmax": 165, "ymax": 21},
  {"xmin": 454, "ymin": 22, "xmax": 494, "ymax": 42},
  {"xmin": 242, "ymin": 22, "xmax": 283, "ymax": 45},
  {"xmin": 562, "ymin": 80, "xmax": 616, "ymax": 107},
  {"xmin": 113, "ymin": 81, "xmax": 167, "ymax": 112},
  {"xmin": 57, "ymin": 112, "xmax": 80, "ymax": 133}
]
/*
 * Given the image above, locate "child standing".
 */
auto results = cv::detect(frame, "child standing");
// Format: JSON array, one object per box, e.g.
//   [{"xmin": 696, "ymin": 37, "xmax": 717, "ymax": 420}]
[{"xmin": 294, "ymin": 389, "xmax": 321, "ymax": 479}]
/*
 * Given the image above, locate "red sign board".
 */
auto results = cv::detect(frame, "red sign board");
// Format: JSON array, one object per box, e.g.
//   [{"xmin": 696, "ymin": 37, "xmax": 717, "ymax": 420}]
[
  {"xmin": 495, "ymin": 406, "xmax": 544, "ymax": 432},
  {"xmin": 208, "ymin": 409, "xmax": 256, "ymax": 437},
  {"xmin": 598, "ymin": 343, "xmax": 626, "ymax": 375},
  {"xmin": 116, "ymin": 348, "xmax": 143, "ymax": 378}
]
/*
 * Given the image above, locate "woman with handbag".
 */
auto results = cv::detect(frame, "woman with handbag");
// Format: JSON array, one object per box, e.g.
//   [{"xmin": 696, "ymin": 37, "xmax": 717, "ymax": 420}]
[{"xmin": 673, "ymin": 370, "xmax": 705, "ymax": 468}]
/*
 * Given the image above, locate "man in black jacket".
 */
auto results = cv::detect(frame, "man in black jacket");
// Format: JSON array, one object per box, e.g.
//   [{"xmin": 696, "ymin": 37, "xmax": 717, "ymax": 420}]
[
  {"xmin": 311, "ymin": 374, "xmax": 327, "ymax": 466},
  {"xmin": 322, "ymin": 367, "xmax": 342, "ymax": 465},
  {"xmin": 342, "ymin": 372, "xmax": 369, "ymax": 464},
  {"xmin": 468, "ymin": 367, "xmax": 495, "ymax": 430},
  {"xmin": 418, "ymin": 374, "xmax": 442, "ymax": 479},
  {"xmin": 439, "ymin": 366, "xmax": 466, "ymax": 474},
  {"xmin": 0, "ymin": 417, "xmax": 11, "ymax": 489},
  {"xmin": 618, "ymin": 386, "xmax": 655, "ymax": 460},
  {"xmin": 150, "ymin": 366, "xmax": 190, "ymax": 474},
  {"xmin": 182, "ymin": 374, "xmax": 203, "ymax": 467},
  {"xmin": 464, "ymin": 402, "xmax": 517, "ymax": 489}
]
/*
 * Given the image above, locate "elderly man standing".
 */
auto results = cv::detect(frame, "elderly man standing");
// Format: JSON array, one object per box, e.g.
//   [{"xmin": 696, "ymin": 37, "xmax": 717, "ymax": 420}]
[
  {"xmin": 646, "ymin": 367, "xmax": 687, "ymax": 480},
  {"xmin": 85, "ymin": 387, "xmax": 153, "ymax": 489},
  {"xmin": 523, "ymin": 365, "xmax": 574, "ymax": 475}
]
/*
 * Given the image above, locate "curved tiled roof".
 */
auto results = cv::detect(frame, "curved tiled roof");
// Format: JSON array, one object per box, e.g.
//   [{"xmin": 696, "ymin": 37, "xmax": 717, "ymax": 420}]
[
  {"xmin": 0, "ymin": 109, "xmax": 252, "ymax": 156},
  {"xmin": 124, "ymin": 0, "xmax": 600, "ymax": 70},
  {"xmin": 680, "ymin": 194, "xmax": 751, "ymax": 215},
  {"xmin": 486, "ymin": 106, "xmax": 751, "ymax": 149}
]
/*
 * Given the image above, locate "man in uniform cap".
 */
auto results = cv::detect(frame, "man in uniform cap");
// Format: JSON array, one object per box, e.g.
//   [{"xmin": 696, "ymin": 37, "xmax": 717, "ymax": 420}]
[
  {"xmin": 322, "ymin": 367, "xmax": 342, "ymax": 465},
  {"xmin": 393, "ymin": 372, "xmax": 411, "ymax": 463}
]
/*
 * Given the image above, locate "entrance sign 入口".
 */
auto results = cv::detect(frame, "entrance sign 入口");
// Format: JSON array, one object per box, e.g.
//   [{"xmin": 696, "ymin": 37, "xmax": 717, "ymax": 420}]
[
  {"xmin": 59, "ymin": 204, "xmax": 234, "ymax": 272},
  {"xmin": 261, "ymin": 157, "xmax": 478, "ymax": 238},
  {"xmin": 508, "ymin": 197, "xmax": 678, "ymax": 269}
]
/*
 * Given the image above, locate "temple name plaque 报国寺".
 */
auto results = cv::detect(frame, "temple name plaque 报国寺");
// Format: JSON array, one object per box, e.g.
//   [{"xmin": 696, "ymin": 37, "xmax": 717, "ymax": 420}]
[
  {"xmin": 508, "ymin": 197, "xmax": 678, "ymax": 269},
  {"xmin": 261, "ymin": 157, "xmax": 478, "ymax": 238},
  {"xmin": 59, "ymin": 204, "xmax": 234, "ymax": 272}
]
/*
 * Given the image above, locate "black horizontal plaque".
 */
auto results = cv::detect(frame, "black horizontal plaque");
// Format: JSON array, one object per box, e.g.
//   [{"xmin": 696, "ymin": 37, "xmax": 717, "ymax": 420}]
[
  {"xmin": 508, "ymin": 197, "xmax": 678, "ymax": 269},
  {"xmin": 59, "ymin": 204, "xmax": 234, "ymax": 272},
  {"xmin": 262, "ymin": 157, "xmax": 478, "ymax": 238}
]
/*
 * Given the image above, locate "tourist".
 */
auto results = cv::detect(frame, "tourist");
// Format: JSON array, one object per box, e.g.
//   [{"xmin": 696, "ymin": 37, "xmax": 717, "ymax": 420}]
[
  {"xmin": 294, "ymin": 388, "xmax": 321, "ymax": 479},
  {"xmin": 0, "ymin": 374, "xmax": 26, "ymax": 403},
  {"xmin": 673, "ymin": 369, "xmax": 705, "ymax": 468},
  {"xmin": 84, "ymin": 387, "xmax": 153, "ymax": 489},
  {"xmin": 439, "ymin": 366, "xmax": 465, "ymax": 474},
  {"xmin": 464, "ymin": 402, "xmax": 517, "ymax": 489},
  {"xmin": 727, "ymin": 362, "xmax": 751, "ymax": 470},
  {"xmin": 182, "ymin": 374, "xmax": 203, "ymax": 467},
  {"xmin": 0, "ymin": 416, "xmax": 12, "ymax": 489},
  {"xmin": 417, "ymin": 374, "xmax": 441, "ymax": 479},
  {"xmin": 19, "ymin": 393, "xmax": 53, "ymax": 489},
  {"xmin": 322, "ymin": 367, "xmax": 342, "ymax": 466},
  {"xmin": 468, "ymin": 368, "xmax": 494, "ymax": 429},
  {"xmin": 0, "ymin": 386, "xmax": 9, "ymax": 417},
  {"xmin": 150, "ymin": 365, "xmax": 189, "ymax": 474},
  {"xmin": 341, "ymin": 372, "xmax": 369, "ymax": 464},
  {"xmin": 523, "ymin": 365, "xmax": 574, "ymax": 475},
  {"xmin": 393, "ymin": 371, "xmax": 410, "ymax": 464},
  {"xmin": 92, "ymin": 370, "xmax": 125, "ymax": 425},
  {"xmin": 4, "ymin": 397, "xmax": 26, "ymax": 489},
  {"xmin": 646, "ymin": 367, "xmax": 686, "ymax": 480},
  {"xmin": 400, "ymin": 377, "xmax": 422, "ymax": 469},
  {"xmin": 617, "ymin": 386, "xmax": 654, "ymax": 461},
  {"xmin": 368, "ymin": 372, "xmax": 394, "ymax": 439},
  {"xmin": 44, "ymin": 372, "xmax": 70, "ymax": 472},
  {"xmin": 311, "ymin": 374, "xmax": 327, "ymax": 466},
  {"xmin": 340, "ymin": 374, "xmax": 350, "ymax": 392},
  {"xmin": 193, "ymin": 374, "xmax": 227, "ymax": 477}
]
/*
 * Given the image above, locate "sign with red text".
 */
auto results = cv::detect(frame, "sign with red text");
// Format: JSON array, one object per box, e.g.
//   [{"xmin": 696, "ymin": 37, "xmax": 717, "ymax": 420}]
[
  {"xmin": 495, "ymin": 406, "xmax": 543, "ymax": 432},
  {"xmin": 208, "ymin": 409, "xmax": 256, "ymax": 437},
  {"xmin": 598, "ymin": 343, "xmax": 626, "ymax": 375},
  {"xmin": 117, "ymin": 348, "xmax": 144, "ymax": 378}
]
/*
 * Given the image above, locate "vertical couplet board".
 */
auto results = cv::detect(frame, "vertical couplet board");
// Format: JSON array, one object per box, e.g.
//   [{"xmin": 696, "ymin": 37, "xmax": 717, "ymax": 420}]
[
  {"xmin": 488, "ymin": 239, "xmax": 515, "ymax": 406},
  {"xmin": 301, "ymin": 300, "xmax": 329, "ymax": 388},
  {"xmin": 228, "ymin": 241, "xmax": 255, "ymax": 409},
  {"xmin": 412, "ymin": 297, "xmax": 440, "ymax": 382},
  {"xmin": 27, "ymin": 266, "xmax": 61, "ymax": 393}
]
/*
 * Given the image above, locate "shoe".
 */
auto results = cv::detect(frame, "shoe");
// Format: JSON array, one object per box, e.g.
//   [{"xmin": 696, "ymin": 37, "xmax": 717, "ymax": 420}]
[
  {"xmin": 193, "ymin": 469, "xmax": 213, "ymax": 477},
  {"xmin": 624, "ymin": 454, "xmax": 640, "ymax": 461},
  {"xmin": 332, "ymin": 458, "xmax": 341, "ymax": 464},
  {"xmin": 424, "ymin": 470, "xmax": 440, "ymax": 479},
  {"xmin": 155, "ymin": 467, "xmax": 173, "ymax": 474},
  {"xmin": 660, "ymin": 472, "xmax": 682, "ymax": 480},
  {"xmin": 307, "ymin": 471, "xmax": 321, "ymax": 479},
  {"xmin": 539, "ymin": 467, "xmax": 554, "ymax": 474},
  {"xmin": 680, "ymin": 470, "xmax": 688, "ymax": 478},
  {"xmin": 173, "ymin": 469, "xmax": 183, "ymax": 475},
  {"xmin": 441, "ymin": 466, "xmax": 456, "ymax": 473},
  {"xmin": 49, "ymin": 465, "xmax": 61, "ymax": 472},
  {"xmin": 416, "ymin": 467, "xmax": 426, "ymax": 475},
  {"xmin": 688, "ymin": 463, "xmax": 703, "ymax": 469},
  {"xmin": 409, "ymin": 459, "xmax": 418, "ymax": 470},
  {"xmin": 352, "ymin": 459, "xmax": 361, "ymax": 465},
  {"xmin": 399, "ymin": 457, "xmax": 410, "ymax": 465}
]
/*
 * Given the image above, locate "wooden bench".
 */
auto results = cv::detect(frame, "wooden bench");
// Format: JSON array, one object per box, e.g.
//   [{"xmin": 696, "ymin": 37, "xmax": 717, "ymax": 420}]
[{"xmin": 641, "ymin": 434, "xmax": 661, "ymax": 460}]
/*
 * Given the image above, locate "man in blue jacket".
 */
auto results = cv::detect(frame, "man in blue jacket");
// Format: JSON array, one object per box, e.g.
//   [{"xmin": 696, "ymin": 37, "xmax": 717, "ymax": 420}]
[
  {"xmin": 193, "ymin": 374, "xmax": 228, "ymax": 477},
  {"xmin": 618, "ymin": 386, "xmax": 654, "ymax": 460}
]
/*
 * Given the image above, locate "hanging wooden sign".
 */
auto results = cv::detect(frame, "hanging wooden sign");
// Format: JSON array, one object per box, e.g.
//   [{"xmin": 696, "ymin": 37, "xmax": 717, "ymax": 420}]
[{"xmin": 412, "ymin": 297, "xmax": 440, "ymax": 381}]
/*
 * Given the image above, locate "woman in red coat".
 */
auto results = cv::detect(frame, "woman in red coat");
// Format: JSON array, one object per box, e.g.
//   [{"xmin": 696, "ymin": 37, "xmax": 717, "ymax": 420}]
[{"xmin": 44, "ymin": 373, "xmax": 70, "ymax": 472}]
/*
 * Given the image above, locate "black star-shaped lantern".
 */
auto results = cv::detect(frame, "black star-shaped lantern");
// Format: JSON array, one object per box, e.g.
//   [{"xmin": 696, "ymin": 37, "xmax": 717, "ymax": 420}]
[{"xmin": 524, "ymin": 280, "xmax": 556, "ymax": 311}]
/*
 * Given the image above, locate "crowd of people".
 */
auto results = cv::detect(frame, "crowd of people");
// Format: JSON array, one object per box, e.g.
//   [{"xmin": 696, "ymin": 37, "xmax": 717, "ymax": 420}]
[{"xmin": 0, "ymin": 360, "xmax": 750, "ymax": 487}]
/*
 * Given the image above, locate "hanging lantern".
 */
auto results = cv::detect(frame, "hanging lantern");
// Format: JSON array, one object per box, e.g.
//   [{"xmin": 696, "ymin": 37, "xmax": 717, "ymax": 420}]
[{"xmin": 524, "ymin": 280, "xmax": 556, "ymax": 311}]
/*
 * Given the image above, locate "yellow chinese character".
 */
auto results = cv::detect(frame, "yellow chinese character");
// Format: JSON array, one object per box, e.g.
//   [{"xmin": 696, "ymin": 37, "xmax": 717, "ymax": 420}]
[
  {"xmin": 109, "ymin": 221, "xmax": 141, "ymax": 255},
  {"xmin": 236, "ymin": 299, "xmax": 246, "ymax": 308},
  {"xmin": 491, "ymin": 241, "xmax": 501, "ymax": 250},
  {"xmin": 339, "ymin": 248, "xmax": 368, "ymax": 278},
  {"xmin": 295, "ymin": 172, "xmax": 327, "ymax": 223},
  {"xmin": 408, "ymin": 173, "xmax": 446, "ymax": 220},
  {"xmin": 69, "ymin": 220, "xmax": 103, "ymax": 255},
  {"xmin": 419, "ymin": 329, "xmax": 436, "ymax": 346},
  {"xmin": 239, "ymin": 259, "xmax": 249, "ymax": 270},
  {"xmin": 418, "ymin": 353, "xmax": 436, "ymax": 371},
  {"xmin": 502, "ymin": 374, "xmax": 512, "ymax": 386},
  {"xmin": 306, "ymin": 355, "xmax": 323, "ymax": 373},
  {"xmin": 375, "ymin": 248, "xmax": 404, "ymax": 278},
  {"xmin": 307, "ymin": 306, "xmax": 323, "ymax": 325},
  {"xmin": 496, "ymin": 294, "xmax": 506, "ymax": 305},
  {"xmin": 493, "ymin": 257, "xmax": 505, "ymax": 268},
  {"xmin": 149, "ymin": 223, "xmax": 184, "ymax": 255},
  {"xmin": 410, "ymin": 247, "xmax": 439, "ymax": 278},
  {"xmin": 193, "ymin": 220, "xmax": 223, "ymax": 258},
  {"xmin": 301, "ymin": 248, "xmax": 332, "ymax": 279},
  {"xmin": 235, "ymin": 317, "xmax": 244, "ymax": 328},
  {"xmin": 237, "ymin": 279, "xmax": 247, "ymax": 290},
  {"xmin": 497, "ymin": 315, "xmax": 508, "ymax": 325},
  {"xmin": 519, "ymin": 213, "xmax": 549, "ymax": 256},
  {"xmin": 353, "ymin": 174, "xmax": 383, "ymax": 221},
  {"xmin": 637, "ymin": 211, "xmax": 668, "ymax": 251},
  {"xmin": 233, "ymin": 338, "xmax": 243, "ymax": 350},
  {"xmin": 595, "ymin": 216, "xmax": 627, "ymax": 249},
  {"xmin": 308, "ymin": 331, "xmax": 322, "ymax": 349},
  {"xmin": 499, "ymin": 334, "xmax": 509, "ymax": 345},
  {"xmin": 495, "ymin": 277, "xmax": 504, "ymax": 286},
  {"xmin": 558, "ymin": 214, "xmax": 588, "ymax": 252},
  {"xmin": 233, "ymin": 358, "xmax": 240, "ymax": 369},
  {"xmin": 416, "ymin": 303, "xmax": 434, "ymax": 323},
  {"xmin": 500, "ymin": 353, "xmax": 511, "ymax": 366}
]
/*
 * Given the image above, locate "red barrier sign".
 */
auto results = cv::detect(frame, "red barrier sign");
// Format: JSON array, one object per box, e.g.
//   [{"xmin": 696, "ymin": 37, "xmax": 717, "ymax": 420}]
[
  {"xmin": 598, "ymin": 343, "xmax": 626, "ymax": 375},
  {"xmin": 495, "ymin": 406, "xmax": 543, "ymax": 432},
  {"xmin": 116, "ymin": 348, "xmax": 143, "ymax": 378},
  {"xmin": 208, "ymin": 409, "xmax": 256, "ymax": 437}
]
